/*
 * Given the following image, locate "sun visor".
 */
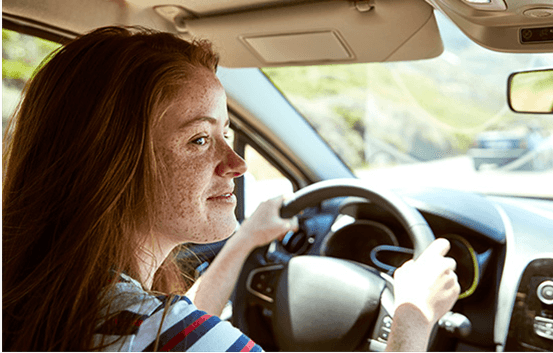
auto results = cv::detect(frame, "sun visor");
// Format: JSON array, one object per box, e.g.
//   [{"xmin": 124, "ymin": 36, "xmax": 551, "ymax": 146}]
[{"xmin": 178, "ymin": 0, "xmax": 444, "ymax": 67}]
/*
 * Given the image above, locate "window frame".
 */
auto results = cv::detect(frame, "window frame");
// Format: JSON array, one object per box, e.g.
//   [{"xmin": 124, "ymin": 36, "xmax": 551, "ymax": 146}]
[{"xmin": 230, "ymin": 117, "xmax": 301, "ymax": 223}]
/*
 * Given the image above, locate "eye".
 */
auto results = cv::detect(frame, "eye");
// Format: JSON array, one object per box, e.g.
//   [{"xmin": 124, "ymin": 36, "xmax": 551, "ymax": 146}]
[{"xmin": 191, "ymin": 136, "xmax": 208, "ymax": 146}]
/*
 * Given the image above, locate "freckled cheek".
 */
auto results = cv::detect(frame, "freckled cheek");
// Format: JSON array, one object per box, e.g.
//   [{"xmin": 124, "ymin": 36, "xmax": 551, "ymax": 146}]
[
  {"xmin": 166, "ymin": 159, "xmax": 209, "ymax": 204},
  {"xmin": 160, "ymin": 147, "xmax": 213, "ymax": 213}
]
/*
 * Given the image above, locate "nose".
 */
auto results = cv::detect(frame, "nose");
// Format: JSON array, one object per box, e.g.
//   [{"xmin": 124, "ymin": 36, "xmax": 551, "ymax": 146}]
[{"xmin": 215, "ymin": 141, "xmax": 247, "ymax": 178}]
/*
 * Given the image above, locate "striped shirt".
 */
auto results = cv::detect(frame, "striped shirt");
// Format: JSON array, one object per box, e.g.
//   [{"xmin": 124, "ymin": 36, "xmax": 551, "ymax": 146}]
[{"xmin": 94, "ymin": 274, "xmax": 263, "ymax": 352}]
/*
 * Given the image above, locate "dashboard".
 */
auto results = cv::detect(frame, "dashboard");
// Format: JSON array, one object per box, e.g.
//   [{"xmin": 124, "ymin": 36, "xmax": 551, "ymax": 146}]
[
  {"xmin": 247, "ymin": 187, "xmax": 553, "ymax": 351},
  {"xmin": 320, "ymin": 211, "xmax": 490, "ymax": 301}
]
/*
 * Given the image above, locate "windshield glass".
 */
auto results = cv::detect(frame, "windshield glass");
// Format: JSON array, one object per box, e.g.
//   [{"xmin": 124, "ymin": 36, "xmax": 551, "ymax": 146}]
[{"xmin": 262, "ymin": 12, "xmax": 553, "ymax": 199}]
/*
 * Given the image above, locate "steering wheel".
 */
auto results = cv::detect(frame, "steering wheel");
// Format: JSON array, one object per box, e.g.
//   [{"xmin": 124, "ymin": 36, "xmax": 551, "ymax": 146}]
[{"xmin": 232, "ymin": 178, "xmax": 435, "ymax": 351}]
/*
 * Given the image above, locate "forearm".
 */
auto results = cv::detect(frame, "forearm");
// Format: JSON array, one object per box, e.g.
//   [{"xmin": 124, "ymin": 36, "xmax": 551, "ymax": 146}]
[
  {"xmin": 187, "ymin": 234, "xmax": 254, "ymax": 317},
  {"xmin": 386, "ymin": 303, "xmax": 433, "ymax": 352}
]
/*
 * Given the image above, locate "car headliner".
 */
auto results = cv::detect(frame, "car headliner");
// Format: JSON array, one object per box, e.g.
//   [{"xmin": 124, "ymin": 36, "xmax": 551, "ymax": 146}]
[{"xmin": 3, "ymin": 0, "xmax": 553, "ymax": 69}]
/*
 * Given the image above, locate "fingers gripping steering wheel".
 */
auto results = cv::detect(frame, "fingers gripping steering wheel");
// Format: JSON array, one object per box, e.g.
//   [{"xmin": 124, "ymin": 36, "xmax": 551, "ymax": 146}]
[{"xmin": 232, "ymin": 179, "xmax": 435, "ymax": 351}]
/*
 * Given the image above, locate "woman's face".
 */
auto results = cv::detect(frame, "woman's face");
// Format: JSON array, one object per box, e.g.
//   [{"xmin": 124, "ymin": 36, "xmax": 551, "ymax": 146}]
[{"xmin": 153, "ymin": 67, "xmax": 247, "ymax": 245}]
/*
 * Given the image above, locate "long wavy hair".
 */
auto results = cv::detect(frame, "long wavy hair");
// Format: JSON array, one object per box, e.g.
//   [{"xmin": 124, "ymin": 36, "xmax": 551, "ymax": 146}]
[{"xmin": 2, "ymin": 26, "xmax": 219, "ymax": 351}]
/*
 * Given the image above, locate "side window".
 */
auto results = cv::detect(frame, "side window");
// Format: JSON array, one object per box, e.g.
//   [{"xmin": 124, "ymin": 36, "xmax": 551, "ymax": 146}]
[
  {"xmin": 2, "ymin": 29, "xmax": 61, "ymax": 135},
  {"xmin": 242, "ymin": 144, "xmax": 294, "ymax": 217}
]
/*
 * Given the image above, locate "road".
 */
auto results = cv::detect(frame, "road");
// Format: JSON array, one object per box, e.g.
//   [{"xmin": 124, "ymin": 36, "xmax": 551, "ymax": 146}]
[
  {"xmin": 356, "ymin": 156, "xmax": 553, "ymax": 199},
  {"xmin": 245, "ymin": 155, "xmax": 552, "ymax": 217}
]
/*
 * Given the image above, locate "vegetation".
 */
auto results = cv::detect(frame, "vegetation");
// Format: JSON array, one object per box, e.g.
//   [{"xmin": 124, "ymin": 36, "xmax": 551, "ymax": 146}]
[{"xmin": 2, "ymin": 29, "xmax": 60, "ymax": 81}]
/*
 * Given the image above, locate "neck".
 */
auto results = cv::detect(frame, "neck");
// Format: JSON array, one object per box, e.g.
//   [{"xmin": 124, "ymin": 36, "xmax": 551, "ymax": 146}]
[{"xmin": 137, "ymin": 234, "xmax": 174, "ymax": 290}]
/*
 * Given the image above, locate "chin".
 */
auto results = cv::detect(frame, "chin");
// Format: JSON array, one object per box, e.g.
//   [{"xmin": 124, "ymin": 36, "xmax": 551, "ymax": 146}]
[
  {"xmin": 200, "ymin": 215, "xmax": 238, "ymax": 244},
  {"xmin": 220, "ymin": 217, "xmax": 239, "ymax": 240}
]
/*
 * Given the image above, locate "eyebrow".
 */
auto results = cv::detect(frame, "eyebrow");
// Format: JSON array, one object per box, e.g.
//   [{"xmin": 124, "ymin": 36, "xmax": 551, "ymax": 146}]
[{"xmin": 178, "ymin": 116, "xmax": 230, "ymax": 130}]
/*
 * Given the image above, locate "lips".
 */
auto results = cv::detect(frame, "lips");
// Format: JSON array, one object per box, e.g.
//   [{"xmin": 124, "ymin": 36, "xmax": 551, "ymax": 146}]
[
  {"xmin": 207, "ymin": 186, "xmax": 236, "ymax": 201},
  {"xmin": 207, "ymin": 192, "xmax": 236, "ymax": 206},
  {"xmin": 207, "ymin": 192, "xmax": 234, "ymax": 200}
]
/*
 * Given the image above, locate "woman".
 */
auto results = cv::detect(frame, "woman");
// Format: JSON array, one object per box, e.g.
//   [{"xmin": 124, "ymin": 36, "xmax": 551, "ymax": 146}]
[{"xmin": 2, "ymin": 26, "xmax": 459, "ymax": 351}]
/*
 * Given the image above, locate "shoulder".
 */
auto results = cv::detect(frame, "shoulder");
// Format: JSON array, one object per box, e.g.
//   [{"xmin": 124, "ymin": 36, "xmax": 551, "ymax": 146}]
[
  {"xmin": 138, "ymin": 296, "xmax": 261, "ymax": 352},
  {"xmin": 95, "ymin": 275, "xmax": 262, "ymax": 352}
]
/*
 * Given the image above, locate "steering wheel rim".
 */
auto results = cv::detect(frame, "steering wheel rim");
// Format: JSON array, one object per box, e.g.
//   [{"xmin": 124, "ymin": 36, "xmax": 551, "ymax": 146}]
[
  {"xmin": 233, "ymin": 178, "xmax": 436, "ymax": 350},
  {"xmin": 281, "ymin": 178, "xmax": 434, "ymax": 258}
]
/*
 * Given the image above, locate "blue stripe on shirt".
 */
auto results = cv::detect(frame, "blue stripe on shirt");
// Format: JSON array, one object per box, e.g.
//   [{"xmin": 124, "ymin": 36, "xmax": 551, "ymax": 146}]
[
  {"xmin": 227, "ymin": 335, "xmax": 250, "ymax": 352},
  {"xmin": 226, "ymin": 335, "xmax": 263, "ymax": 352},
  {"xmin": 250, "ymin": 343, "xmax": 263, "ymax": 352}
]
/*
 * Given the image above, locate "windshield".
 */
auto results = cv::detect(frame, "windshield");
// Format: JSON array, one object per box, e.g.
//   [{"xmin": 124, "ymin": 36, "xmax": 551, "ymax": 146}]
[{"xmin": 262, "ymin": 12, "xmax": 553, "ymax": 199}]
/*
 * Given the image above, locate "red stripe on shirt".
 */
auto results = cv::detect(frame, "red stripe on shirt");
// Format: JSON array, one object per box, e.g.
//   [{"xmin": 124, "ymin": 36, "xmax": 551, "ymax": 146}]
[
  {"xmin": 161, "ymin": 314, "xmax": 211, "ymax": 351},
  {"xmin": 241, "ymin": 339, "xmax": 256, "ymax": 352}
]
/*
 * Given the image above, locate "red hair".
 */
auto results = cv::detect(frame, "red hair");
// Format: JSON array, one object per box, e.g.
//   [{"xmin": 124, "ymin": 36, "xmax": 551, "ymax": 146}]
[{"xmin": 3, "ymin": 26, "xmax": 219, "ymax": 351}]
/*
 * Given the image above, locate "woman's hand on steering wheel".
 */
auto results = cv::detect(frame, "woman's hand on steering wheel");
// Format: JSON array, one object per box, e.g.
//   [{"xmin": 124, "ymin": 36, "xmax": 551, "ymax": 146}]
[
  {"xmin": 233, "ymin": 196, "xmax": 299, "ymax": 251},
  {"xmin": 393, "ymin": 238, "xmax": 461, "ymax": 325}
]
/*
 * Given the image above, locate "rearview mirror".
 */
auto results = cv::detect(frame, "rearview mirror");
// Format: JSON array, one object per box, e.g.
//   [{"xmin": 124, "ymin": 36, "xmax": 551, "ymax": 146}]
[{"xmin": 508, "ymin": 69, "xmax": 553, "ymax": 114}]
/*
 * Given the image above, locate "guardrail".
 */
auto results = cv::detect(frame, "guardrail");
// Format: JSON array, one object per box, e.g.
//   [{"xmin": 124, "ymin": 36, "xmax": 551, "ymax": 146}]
[{"xmin": 498, "ymin": 136, "xmax": 553, "ymax": 171}]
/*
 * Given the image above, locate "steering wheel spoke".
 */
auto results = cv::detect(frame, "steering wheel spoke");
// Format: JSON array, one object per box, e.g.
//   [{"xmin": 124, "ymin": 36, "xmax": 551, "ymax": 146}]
[{"xmin": 246, "ymin": 264, "xmax": 285, "ymax": 304}]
